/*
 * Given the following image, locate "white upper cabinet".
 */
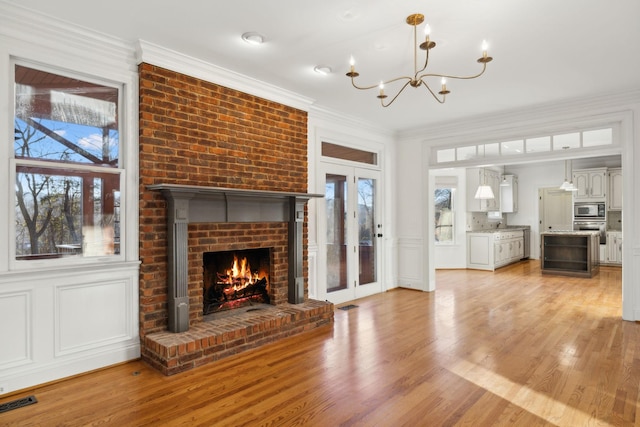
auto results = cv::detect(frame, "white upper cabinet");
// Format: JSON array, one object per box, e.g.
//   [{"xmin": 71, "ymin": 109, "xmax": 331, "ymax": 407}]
[
  {"xmin": 467, "ymin": 168, "xmax": 500, "ymax": 212},
  {"xmin": 573, "ymin": 168, "xmax": 607, "ymax": 202},
  {"xmin": 608, "ymin": 168, "xmax": 622, "ymax": 210},
  {"xmin": 500, "ymin": 175, "xmax": 518, "ymax": 213}
]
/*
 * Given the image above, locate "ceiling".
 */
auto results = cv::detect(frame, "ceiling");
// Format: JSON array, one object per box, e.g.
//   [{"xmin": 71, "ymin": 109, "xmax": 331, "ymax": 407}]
[{"xmin": 7, "ymin": 0, "xmax": 640, "ymax": 133}]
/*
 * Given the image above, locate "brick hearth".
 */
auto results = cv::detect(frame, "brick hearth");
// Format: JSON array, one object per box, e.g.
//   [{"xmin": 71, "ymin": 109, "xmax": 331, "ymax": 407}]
[{"xmin": 142, "ymin": 300, "xmax": 333, "ymax": 375}]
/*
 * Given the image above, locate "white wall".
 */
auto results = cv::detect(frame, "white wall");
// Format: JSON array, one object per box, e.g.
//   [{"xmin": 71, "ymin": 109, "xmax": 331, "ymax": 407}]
[
  {"xmin": 505, "ymin": 161, "xmax": 566, "ymax": 259},
  {"xmin": 395, "ymin": 139, "xmax": 429, "ymax": 289}
]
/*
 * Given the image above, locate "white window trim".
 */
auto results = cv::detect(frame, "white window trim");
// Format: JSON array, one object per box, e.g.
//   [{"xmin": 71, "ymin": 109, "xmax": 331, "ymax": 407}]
[{"xmin": 8, "ymin": 59, "xmax": 131, "ymax": 272}]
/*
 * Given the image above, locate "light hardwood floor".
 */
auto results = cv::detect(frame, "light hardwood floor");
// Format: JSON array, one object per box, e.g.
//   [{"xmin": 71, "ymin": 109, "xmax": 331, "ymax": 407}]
[{"xmin": 1, "ymin": 261, "xmax": 636, "ymax": 426}]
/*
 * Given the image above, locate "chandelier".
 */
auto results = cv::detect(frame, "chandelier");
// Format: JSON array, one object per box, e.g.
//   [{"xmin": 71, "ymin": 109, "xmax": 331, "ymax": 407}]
[{"xmin": 346, "ymin": 13, "xmax": 493, "ymax": 107}]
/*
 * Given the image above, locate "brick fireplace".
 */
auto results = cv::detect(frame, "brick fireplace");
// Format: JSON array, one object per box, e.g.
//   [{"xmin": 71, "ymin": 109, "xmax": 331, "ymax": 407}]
[{"xmin": 138, "ymin": 63, "xmax": 333, "ymax": 375}]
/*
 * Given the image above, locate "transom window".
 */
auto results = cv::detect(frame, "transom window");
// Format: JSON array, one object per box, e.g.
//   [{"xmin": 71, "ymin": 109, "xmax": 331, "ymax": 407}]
[
  {"xmin": 434, "ymin": 127, "xmax": 614, "ymax": 165},
  {"xmin": 13, "ymin": 64, "xmax": 122, "ymax": 261}
]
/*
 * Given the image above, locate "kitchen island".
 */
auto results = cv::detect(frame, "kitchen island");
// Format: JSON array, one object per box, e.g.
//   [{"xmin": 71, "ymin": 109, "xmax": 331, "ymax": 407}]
[{"xmin": 540, "ymin": 230, "xmax": 600, "ymax": 277}]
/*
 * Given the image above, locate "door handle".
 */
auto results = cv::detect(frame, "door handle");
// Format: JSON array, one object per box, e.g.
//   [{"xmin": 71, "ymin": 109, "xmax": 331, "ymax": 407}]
[{"xmin": 377, "ymin": 233, "xmax": 383, "ymax": 238}]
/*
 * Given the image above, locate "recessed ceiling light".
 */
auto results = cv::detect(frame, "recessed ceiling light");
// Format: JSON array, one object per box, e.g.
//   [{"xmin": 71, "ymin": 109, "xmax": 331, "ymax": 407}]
[
  {"xmin": 314, "ymin": 65, "xmax": 332, "ymax": 75},
  {"xmin": 241, "ymin": 32, "xmax": 264, "ymax": 45}
]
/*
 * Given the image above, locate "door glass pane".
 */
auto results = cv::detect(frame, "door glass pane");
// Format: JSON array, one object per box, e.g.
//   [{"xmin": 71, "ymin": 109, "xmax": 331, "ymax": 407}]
[
  {"xmin": 358, "ymin": 177, "xmax": 376, "ymax": 286},
  {"xmin": 326, "ymin": 174, "xmax": 348, "ymax": 292}
]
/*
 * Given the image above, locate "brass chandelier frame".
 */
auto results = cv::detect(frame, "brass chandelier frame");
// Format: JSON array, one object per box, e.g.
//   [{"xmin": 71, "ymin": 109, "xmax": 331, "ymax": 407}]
[{"xmin": 346, "ymin": 13, "xmax": 493, "ymax": 107}]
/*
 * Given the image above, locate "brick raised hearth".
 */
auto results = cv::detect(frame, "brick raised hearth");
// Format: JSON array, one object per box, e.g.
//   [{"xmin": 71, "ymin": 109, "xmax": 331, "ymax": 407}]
[
  {"xmin": 143, "ymin": 301, "xmax": 333, "ymax": 375},
  {"xmin": 138, "ymin": 63, "xmax": 333, "ymax": 375}
]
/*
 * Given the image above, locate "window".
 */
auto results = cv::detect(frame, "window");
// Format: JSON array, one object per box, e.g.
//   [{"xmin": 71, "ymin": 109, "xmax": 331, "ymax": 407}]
[
  {"xmin": 322, "ymin": 142, "xmax": 377, "ymax": 165},
  {"xmin": 13, "ymin": 64, "xmax": 122, "ymax": 261},
  {"xmin": 435, "ymin": 177, "xmax": 457, "ymax": 244},
  {"xmin": 433, "ymin": 126, "xmax": 615, "ymax": 165}
]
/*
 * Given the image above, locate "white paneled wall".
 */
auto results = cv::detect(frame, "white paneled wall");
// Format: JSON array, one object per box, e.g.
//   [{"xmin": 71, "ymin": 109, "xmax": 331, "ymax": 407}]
[
  {"xmin": 0, "ymin": 266, "xmax": 140, "ymax": 393},
  {"xmin": 56, "ymin": 279, "xmax": 133, "ymax": 355},
  {"xmin": 0, "ymin": 291, "xmax": 30, "ymax": 369}
]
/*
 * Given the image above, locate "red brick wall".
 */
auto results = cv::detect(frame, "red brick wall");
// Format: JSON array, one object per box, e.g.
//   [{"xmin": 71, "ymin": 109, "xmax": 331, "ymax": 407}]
[{"xmin": 139, "ymin": 63, "xmax": 309, "ymax": 337}]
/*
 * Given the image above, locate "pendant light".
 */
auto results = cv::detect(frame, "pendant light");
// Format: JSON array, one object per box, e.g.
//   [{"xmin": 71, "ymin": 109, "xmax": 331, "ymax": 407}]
[
  {"xmin": 559, "ymin": 160, "xmax": 577, "ymax": 191},
  {"xmin": 474, "ymin": 170, "xmax": 495, "ymax": 199},
  {"xmin": 500, "ymin": 165, "xmax": 510, "ymax": 187}
]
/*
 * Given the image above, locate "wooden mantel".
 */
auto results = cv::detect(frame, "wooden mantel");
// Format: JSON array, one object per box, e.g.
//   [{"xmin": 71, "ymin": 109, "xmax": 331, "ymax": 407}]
[
  {"xmin": 147, "ymin": 183, "xmax": 324, "ymax": 224},
  {"xmin": 148, "ymin": 183, "xmax": 324, "ymax": 332}
]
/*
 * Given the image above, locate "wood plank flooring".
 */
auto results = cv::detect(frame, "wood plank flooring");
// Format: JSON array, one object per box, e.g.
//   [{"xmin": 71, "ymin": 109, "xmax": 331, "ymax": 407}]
[{"xmin": 1, "ymin": 261, "xmax": 636, "ymax": 426}]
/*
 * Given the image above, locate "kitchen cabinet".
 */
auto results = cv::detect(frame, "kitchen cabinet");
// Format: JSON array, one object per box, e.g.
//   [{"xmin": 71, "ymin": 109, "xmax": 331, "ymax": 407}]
[
  {"xmin": 467, "ymin": 230, "xmax": 524, "ymax": 271},
  {"xmin": 606, "ymin": 231, "xmax": 622, "ymax": 265},
  {"xmin": 573, "ymin": 168, "xmax": 607, "ymax": 202},
  {"xmin": 466, "ymin": 168, "xmax": 500, "ymax": 212},
  {"xmin": 500, "ymin": 174, "xmax": 518, "ymax": 213},
  {"xmin": 541, "ymin": 231, "xmax": 600, "ymax": 277},
  {"xmin": 608, "ymin": 168, "xmax": 622, "ymax": 210},
  {"xmin": 468, "ymin": 233, "xmax": 494, "ymax": 270}
]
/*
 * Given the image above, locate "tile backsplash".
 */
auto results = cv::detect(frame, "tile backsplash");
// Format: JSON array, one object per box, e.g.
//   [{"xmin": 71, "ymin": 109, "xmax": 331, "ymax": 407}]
[{"xmin": 466, "ymin": 212, "xmax": 505, "ymax": 231}]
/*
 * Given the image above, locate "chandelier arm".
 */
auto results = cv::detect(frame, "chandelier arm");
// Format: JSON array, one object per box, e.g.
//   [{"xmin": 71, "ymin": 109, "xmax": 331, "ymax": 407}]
[
  {"xmin": 417, "ymin": 62, "xmax": 488, "ymax": 82},
  {"xmin": 415, "ymin": 47, "xmax": 430, "ymax": 76},
  {"xmin": 380, "ymin": 80, "xmax": 414, "ymax": 107},
  {"xmin": 349, "ymin": 76, "xmax": 412, "ymax": 91},
  {"xmin": 349, "ymin": 78, "xmax": 382, "ymax": 91},
  {"xmin": 418, "ymin": 80, "xmax": 446, "ymax": 104}
]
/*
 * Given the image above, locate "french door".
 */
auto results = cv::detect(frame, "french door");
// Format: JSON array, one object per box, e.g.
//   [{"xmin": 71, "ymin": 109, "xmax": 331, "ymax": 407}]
[{"xmin": 322, "ymin": 164, "xmax": 382, "ymax": 304}]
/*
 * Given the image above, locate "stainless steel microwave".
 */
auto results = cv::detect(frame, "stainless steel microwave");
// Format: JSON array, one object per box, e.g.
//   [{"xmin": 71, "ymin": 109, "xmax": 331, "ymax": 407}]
[{"xmin": 574, "ymin": 202, "xmax": 605, "ymax": 219}]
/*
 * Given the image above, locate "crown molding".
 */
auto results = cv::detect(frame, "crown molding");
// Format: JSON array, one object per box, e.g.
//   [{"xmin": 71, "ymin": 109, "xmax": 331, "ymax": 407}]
[
  {"xmin": 308, "ymin": 105, "xmax": 395, "ymax": 140},
  {"xmin": 136, "ymin": 39, "xmax": 314, "ymax": 112},
  {"xmin": 0, "ymin": 2, "xmax": 136, "ymax": 75}
]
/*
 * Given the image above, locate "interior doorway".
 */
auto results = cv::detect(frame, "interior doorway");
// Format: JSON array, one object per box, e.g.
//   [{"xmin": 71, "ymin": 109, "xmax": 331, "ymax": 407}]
[{"xmin": 539, "ymin": 187, "xmax": 573, "ymax": 233}]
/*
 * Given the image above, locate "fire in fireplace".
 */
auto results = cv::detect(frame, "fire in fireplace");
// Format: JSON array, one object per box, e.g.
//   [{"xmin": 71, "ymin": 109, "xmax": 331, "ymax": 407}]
[{"xmin": 203, "ymin": 248, "xmax": 271, "ymax": 314}]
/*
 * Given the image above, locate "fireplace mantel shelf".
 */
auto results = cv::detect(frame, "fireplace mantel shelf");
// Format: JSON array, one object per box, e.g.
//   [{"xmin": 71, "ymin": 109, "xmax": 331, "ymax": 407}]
[
  {"xmin": 148, "ymin": 183, "xmax": 323, "ymax": 224},
  {"xmin": 148, "ymin": 183, "xmax": 324, "ymax": 201}
]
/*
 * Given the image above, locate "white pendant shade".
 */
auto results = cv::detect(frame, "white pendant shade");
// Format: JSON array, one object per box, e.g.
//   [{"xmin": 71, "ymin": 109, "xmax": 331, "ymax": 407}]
[
  {"xmin": 474, "ymin": 184, "xmax": 495, "ymax": 199},
  {"xmin": 559, "ymin": 160, "xmax": 578, "ymax": 191}
]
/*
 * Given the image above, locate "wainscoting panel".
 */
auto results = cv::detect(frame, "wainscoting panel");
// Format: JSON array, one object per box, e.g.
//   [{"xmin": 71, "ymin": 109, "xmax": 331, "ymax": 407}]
[
  {"xmin": 56, "ymin": 278, "xmax": 133, "ymax": 355},
  {"xmin": 397, "ymin": 238, "xmax": 425, "ymax": 290},
  {"xmin": 308, "ymin": 245, "xmax": 318, "ymax": 300},
  {"xmin": 0, "ymin": 290, "xmax": 31, "ymax": 368},
  {"xmin": 0, "ymin": 264, "xmax": 140, "ymax": 395}
]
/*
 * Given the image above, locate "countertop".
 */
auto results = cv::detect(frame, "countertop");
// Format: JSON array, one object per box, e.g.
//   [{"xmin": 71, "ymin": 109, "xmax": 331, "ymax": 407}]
[
  {"xmin": 467, "ymin": 226, "xmax": 530, "ymax": 233},
  {"xmin": 540, "ymin": 230, "xmax": 600, "ymax": 236}
]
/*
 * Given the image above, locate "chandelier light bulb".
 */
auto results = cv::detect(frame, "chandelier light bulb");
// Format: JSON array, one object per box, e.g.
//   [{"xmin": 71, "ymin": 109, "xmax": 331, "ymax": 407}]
[
  {"xmin": 347, "ymin": 55, "xmax": 359, "ymax": 78},
  {"xmin": 439, "ymin": 77, "xmax": 450, "ymax": 95},
  {"xmin": 424, "ymin": 24, "xmax": 431, "ymax": 38},
  {"xmin": 377, "ymin": 81, "xmax": 387, "ymax": 99},
  {"xmin": 482, "ymin": 40, "xmax": 489, "ymax": 55}
]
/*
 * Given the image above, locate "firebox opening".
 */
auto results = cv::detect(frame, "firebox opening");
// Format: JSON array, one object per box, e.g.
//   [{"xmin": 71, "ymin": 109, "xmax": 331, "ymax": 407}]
[{"xmin": 203, "ymin": 248, "xmax": 271, "ymax": 315}]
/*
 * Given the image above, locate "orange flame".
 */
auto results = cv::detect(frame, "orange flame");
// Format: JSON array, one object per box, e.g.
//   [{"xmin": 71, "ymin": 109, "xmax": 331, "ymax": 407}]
[{"xmin": 224, "ymin": 255, "xmax": 260, "ymax": 290}]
